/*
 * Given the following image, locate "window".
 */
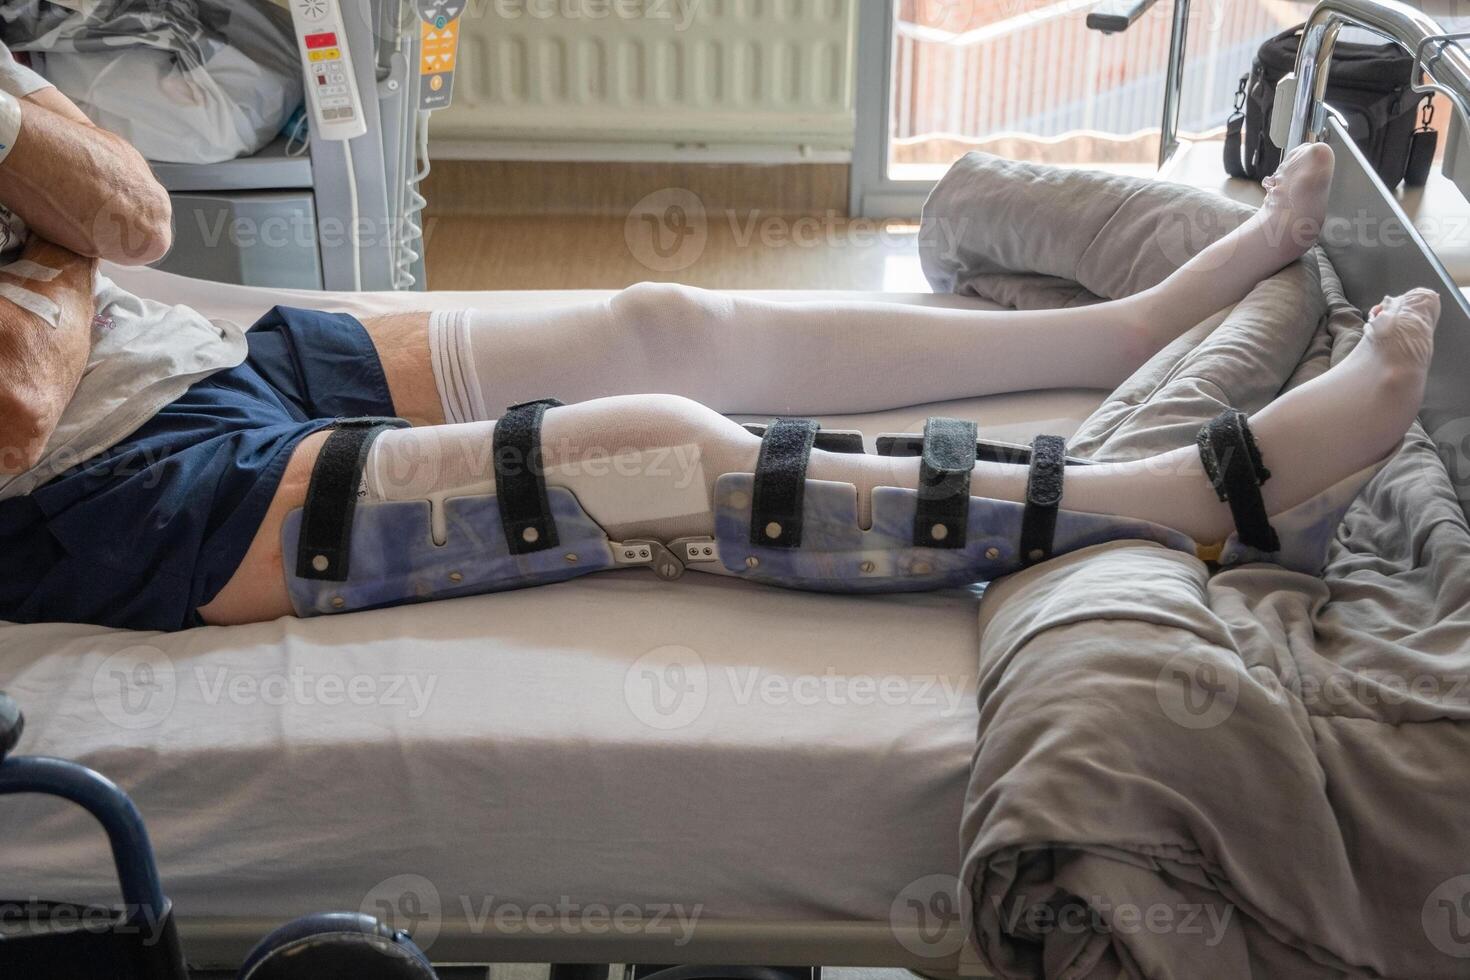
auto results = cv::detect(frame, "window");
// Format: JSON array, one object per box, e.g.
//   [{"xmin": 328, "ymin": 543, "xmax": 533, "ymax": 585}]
[{"xmin": 853, "ymin": 0, "xmax": 1317, "ymax": 215}]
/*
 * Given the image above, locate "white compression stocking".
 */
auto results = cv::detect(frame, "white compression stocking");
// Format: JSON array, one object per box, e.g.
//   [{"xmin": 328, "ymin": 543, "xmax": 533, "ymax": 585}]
[
  {"xmin": 373, "ymin": 285, "xmax": 1434, "ymax": 552},
  {"xmin": 430, "ymin": 145, "xmax": 1334, "ymax": 421}
]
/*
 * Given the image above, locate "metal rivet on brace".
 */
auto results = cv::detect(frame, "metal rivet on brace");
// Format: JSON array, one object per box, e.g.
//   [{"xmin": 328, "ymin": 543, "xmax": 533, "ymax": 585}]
[
  {"xmin": 449, "ymin": 571, "xmax": 464, "ymax": 583},
  {"xmin": 639, "ymin": 548, "xmax": 650, "ymax": 559},
  {"xmin": 311, "ymin": 554, "xmax": 330, "ymax": 573},
  {"xmin": 331, "ymin": 596, "xmax": 346, "ymax": 609},
  {"xmin": 859, "ymin": 560, "xmax": 876, "ymax": 573},
  {"xmin": 984, "ymin": 547, "xmax": 1000, "ymax": 560},
  {"xmin": 912, "ymin": 560, "xmax": 933, "ymax": 575},
  {"xmin": 1028, "ymin": 549, "xmax": 1045, "ymax": 563},
  {"xmin": 930, "ymin": 523, "xmax": 949, "ymax": 542},
  {"xmin": 565, "ymin": 553, "xmax": 578, "ymax": 563},
  {"xmin": 522, "ymin": 527, "xmax": 541, "ymax": 544},
  {"xmin": 764, "ymin": 521, "xmax": 783, "ymax": 540},
  {"xmin": 745, "ymin": 556, "xmax": 760, "ymax": 568}
]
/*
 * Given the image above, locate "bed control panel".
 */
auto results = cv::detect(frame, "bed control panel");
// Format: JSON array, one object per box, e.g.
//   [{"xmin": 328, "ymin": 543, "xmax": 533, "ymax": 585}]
[
  {"xmin": 289, "ymin": 0, "xmax": 368, "ymax": 141},
  {"xmin": 418, "ymin": 0, "xmax": 464, "ymax": 111}
]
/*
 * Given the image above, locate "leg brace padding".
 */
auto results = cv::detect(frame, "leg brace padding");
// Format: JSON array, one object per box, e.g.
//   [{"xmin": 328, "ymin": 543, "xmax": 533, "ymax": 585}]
[
  {"xmin": 284, "ymin": 400, "xmax": 616, "ymax": 617},
  {"xmin": 712, "ymin": 474, "xmax": 1196, "ymax": 592},
  {"xmin": 283, "ymin": 489, "xmax": 618, "ymax": 616}
]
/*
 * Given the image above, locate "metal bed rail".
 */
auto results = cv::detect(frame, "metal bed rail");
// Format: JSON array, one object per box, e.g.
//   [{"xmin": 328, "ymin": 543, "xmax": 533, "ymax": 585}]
[{"xmin": 1279, "ymin": 1, "xmax": 1470, "ymax": 518}]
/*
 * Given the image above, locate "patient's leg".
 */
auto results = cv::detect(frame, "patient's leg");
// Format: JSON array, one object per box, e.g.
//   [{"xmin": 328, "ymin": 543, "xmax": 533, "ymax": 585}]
[
  {"xmin": 198, "ymin": 283, "xmax": 1432, "ymax": 626},
  {"xmin": 378, "ymin": 145, "xmax": 1334, "ymax": 420}
]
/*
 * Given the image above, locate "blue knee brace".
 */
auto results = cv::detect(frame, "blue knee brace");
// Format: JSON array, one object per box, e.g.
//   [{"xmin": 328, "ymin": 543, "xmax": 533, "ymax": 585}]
[
  {"xmin": 283, "ymin": 408, "xmax": 1369, "ymax": 617},
  {"xmin": 701, "ymin": 417, "xmax": 1193, "ymax": 592},
  {"xmin": 284, "ymin": 404, "xmax": 694, "ymax": 617},
  {"xmin": 703, "ymin": 412, "xmax": 1370, "ymax": 588}
]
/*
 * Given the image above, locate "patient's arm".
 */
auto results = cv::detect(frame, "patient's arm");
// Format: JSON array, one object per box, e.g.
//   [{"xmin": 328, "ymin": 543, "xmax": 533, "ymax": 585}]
[
  {"xmin": 0, "ymin": 85, "xmax": 172, "ymax": 265},
  {"xmin": 0, "ymin": 237, "xmax": 96, "ymax": 473}
]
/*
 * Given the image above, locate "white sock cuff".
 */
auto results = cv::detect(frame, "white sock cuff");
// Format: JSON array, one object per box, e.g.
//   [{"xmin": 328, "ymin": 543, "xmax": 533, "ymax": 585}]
[{"xmin": 429, "ymin": 308, "xmax": 485, "ymax": 424}]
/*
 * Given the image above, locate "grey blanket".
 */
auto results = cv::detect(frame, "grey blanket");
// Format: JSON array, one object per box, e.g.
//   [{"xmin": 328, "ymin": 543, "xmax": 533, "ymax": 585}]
[{"xmin": 922, "ymin": 153, "xmax": 1470, "ymax": 978}]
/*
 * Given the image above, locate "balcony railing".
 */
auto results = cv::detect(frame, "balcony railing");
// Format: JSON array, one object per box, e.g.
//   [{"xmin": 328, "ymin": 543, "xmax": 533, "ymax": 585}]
[{"xmin": 890, "ymin": 0, "xmax": 1313, "ymax": 170}]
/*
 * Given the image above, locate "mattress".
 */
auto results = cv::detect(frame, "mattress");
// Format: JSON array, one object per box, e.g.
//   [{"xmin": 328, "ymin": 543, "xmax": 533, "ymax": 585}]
[{"xmin": 0, "ymin": 266, "xmax": 1110, "ymax": 965}]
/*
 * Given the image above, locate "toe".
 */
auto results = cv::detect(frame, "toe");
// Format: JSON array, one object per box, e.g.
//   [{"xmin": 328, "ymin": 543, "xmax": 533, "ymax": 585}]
[{"xmin": 1369, "ymin": 289, "xmax": 1439, "ymax": 368}]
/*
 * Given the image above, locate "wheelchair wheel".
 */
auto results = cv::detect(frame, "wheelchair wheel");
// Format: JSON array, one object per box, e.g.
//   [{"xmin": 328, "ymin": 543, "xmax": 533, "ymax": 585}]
[{"xmin": 237, "ymin": 912, "xmax": 437, "ymax": 979}]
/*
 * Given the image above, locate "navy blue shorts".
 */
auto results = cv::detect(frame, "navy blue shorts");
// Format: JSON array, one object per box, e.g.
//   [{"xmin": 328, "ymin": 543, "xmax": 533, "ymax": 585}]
[{"xmin": 0, "ymin": 307, "xmax": 397, "ymax": 632}]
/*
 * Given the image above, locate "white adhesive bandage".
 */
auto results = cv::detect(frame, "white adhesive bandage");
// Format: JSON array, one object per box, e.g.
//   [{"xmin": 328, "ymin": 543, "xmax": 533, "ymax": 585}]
[
  {"xmin": 0, "ymin": 89, "xmax": 21, "ymax": 165},
  {"xmin": 0, "ymin": 281, "xmax": 59, "ymax": 327},
  {"xmin": 0, "ymin": 259, "xmax": 59, "ymax": 281}
]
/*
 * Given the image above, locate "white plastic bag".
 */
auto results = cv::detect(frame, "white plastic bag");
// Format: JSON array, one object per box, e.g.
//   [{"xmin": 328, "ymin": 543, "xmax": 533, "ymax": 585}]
[{"xmin": 4, "ymin": 0, "xmax": 302, "ymax": 165}]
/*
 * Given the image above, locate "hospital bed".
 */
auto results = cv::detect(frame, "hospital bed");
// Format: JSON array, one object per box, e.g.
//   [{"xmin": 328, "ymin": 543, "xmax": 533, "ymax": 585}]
[
  {"xmin": 6, "ymin": 0, "xmax": 1470, "ymax": 974},
  {"xmin": 0, "ymin": 266, "xmax": 1108, "ymax": 974}
]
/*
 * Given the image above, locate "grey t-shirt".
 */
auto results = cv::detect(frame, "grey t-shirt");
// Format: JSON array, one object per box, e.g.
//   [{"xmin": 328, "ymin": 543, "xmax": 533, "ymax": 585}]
[{"xmin": 0, "ymin": 45, "xmax": 247, "ymax": 499}]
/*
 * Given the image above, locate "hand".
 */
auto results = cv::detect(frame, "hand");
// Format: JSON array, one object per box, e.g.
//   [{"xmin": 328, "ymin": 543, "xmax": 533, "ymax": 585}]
[{"xmin": 0, "ymin": 238, "xmax": 96, "ymax": 474}]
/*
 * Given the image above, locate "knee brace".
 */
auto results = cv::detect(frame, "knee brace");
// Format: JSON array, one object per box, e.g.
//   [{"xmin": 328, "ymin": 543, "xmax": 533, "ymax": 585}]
[
  {"xmin": 702, "ymin": 410, "xmax": 1373, "ymax": 590},
  {"xmin": 282, "ymin": 406, "xmax": 1372, "ymax": 618},
  {"xmin": 696, "ymin": 417, "xmax": 1187, "ymax": 592},
  {"xmin": 282, "ymin": 406, "xmax": 631, "ymax": 616}
]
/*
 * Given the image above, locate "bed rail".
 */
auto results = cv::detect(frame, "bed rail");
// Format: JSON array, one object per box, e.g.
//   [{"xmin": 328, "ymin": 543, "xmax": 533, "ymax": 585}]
[{"xmin": 1284, "ymin": 1, "xmax": 1470, "ymax": 517}]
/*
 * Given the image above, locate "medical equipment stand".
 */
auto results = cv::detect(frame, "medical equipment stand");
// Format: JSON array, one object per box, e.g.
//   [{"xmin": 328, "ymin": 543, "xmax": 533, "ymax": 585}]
[{"xmin": 150, "ymin": 0, "xmax": 437, "ymax": 292}]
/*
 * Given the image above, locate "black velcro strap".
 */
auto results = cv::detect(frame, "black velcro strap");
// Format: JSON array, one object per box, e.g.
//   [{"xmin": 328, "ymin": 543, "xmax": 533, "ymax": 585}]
[
  {"xmin": 1020, "ymin": 435, "xmax": 1067, "ymax": 565},
  {"xmin": 913, "ymin": 416, "xmax": 977, "ymax": 550},
  {"xmin": 750, "ymin": 418, "xmax": 819, "ymax": 549},
  {"xmin": 296, "ymin": 419, "xmax": 406, "ymax": 582},
  {"xmin": 742, "ymin": 422, "xmax": 866, "ymax": 455},
  {"xmin": 493, "ymin": 398, "xmax": 565, "ymax": 555},
  {"xmin": 1197, "ymin": 410, "xmax": 1281, "ymax": 553}
]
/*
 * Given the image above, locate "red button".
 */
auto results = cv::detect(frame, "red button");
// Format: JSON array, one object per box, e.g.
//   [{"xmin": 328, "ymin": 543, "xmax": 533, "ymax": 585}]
[{"xmin": 305, "ymin": 32, "xmax": 338, "ymax": 49}]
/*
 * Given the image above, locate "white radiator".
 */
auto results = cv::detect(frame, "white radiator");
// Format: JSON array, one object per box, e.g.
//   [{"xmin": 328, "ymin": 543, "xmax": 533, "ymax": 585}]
[{"xmin": 429, "ymin": 0, "xmax": 857, "ymax": 156}]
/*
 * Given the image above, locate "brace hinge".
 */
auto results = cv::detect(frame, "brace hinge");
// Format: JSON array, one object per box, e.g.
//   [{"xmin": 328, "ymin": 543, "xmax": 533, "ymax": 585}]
[
  {"xmin": 674, "ymin": 538, "xmax": 721, "ymax": 565},
  {"xmin": 612, "ymin": 539, "xmax": 685, "ymax": 580}
]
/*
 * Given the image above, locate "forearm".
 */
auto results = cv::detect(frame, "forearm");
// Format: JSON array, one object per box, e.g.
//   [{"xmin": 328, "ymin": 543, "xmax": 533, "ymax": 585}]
[
  {"xmin": 0, "ymin": 90, "xmax": 172, "ymax": 264},
  {"xmin": 0, "ymin": 237, "xmax": 95, "ymax": 473}
]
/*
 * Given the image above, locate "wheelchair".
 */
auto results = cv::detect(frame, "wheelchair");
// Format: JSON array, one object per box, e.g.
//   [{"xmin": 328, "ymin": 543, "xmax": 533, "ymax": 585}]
[{"xmin": 0, "ymin": 691, "xmax": 438, "ymax": 979}]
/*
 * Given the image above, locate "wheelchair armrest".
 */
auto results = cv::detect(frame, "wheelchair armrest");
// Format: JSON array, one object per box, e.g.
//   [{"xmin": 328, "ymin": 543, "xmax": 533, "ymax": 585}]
[{"xmin": 0, "ymin": 692, "xmax": 22, "ymax": 762}]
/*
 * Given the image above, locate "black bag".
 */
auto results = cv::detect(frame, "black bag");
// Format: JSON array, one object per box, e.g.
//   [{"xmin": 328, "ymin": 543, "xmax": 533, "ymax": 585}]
[{"xmin": 1224, "ymin": 25, "xmax": 1438, "ymax": 189}]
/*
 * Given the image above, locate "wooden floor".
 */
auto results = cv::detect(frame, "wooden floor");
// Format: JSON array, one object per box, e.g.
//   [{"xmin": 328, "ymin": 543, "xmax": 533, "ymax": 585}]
[{"xmin": 422, "ymin": 213, "xmax": 931, "ymax": 292}]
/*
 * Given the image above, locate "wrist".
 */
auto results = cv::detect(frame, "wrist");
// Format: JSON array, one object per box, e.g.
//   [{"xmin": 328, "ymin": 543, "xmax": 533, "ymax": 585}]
[{"xmin": 0, "ymin": 90, "xmax": 21, "ymax": 165}]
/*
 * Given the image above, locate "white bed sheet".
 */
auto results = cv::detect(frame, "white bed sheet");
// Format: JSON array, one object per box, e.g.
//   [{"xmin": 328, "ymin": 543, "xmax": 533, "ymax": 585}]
[{"xmin": 0, "ymin": 266, "xmax": 1109, "ymax": 958}]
